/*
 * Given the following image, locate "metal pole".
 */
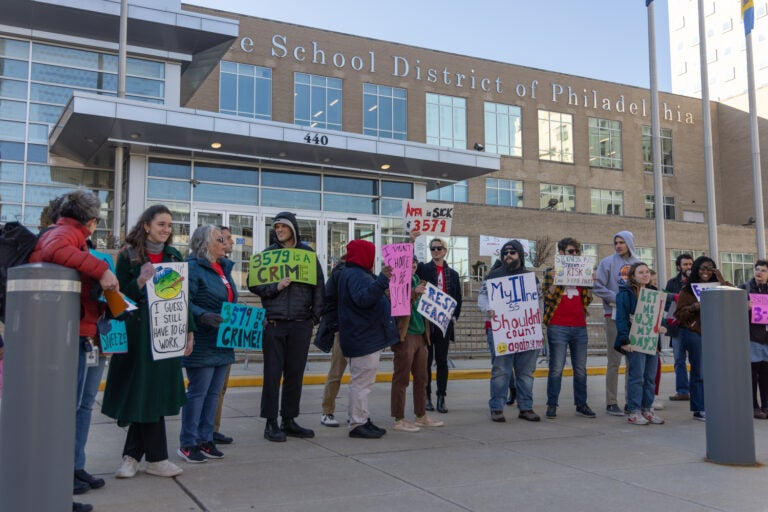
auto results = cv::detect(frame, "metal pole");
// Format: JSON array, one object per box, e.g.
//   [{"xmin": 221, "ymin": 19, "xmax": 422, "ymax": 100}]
[
  {"xmin": 700, "ymin": 286, "xmax": 755, "ymax": 465},
  {"xmin": 647, "ymin": 0, "xmax": 667, "ymax": 285},
  {"xmin": 0, "ymin": 264, "xmax": 82, "ymax": 511},
  {"xmin": 745, "ymin": 33, "xmax": 766, "ymax": 258},
  {"xmin": 698, "ymin": 0, "xmax": 719, "ymax": 258},
  {"xmin": 112, "ymin": 0, "xmax": 128, "ymax": 247}
]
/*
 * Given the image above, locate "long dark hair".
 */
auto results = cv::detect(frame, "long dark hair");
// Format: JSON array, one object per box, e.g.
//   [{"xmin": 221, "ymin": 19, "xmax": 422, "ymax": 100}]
[
  {"xmin": 688, "ymin": 256, "xmax": 718, "ymax": 284},
  {"xmin": 124, "ymin": 205, "xmax": 173, "ymax": 263}
]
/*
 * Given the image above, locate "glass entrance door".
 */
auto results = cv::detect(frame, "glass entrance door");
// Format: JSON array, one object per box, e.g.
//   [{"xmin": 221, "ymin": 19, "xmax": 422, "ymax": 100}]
[
  {"xmin": 324, "ymin": 219, "xmax": 378, "ymax": 277},
  {"xmin": 193, "ymin": 210, "xmax": 255, "ymax": 290}
]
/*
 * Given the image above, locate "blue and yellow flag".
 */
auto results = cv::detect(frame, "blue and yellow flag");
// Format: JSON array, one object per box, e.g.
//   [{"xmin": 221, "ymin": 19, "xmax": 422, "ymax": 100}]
[
  {"xmin": 743, "ymin": 0, "xmax": 755, "ymax": 35},
  {"xmin": 646, "ymin": 0, "xmax": 653, "ymax": 5}
]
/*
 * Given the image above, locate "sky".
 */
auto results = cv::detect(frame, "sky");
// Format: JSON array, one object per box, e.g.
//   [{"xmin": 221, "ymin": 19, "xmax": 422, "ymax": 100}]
[{"xmin": 186, "ymin": 0, "xmax": 672, "ymax": 91}]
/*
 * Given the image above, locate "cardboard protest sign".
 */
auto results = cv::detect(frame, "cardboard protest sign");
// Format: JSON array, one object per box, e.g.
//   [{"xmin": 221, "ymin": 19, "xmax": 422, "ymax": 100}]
[
  {"xmin": 691, "ymin": 282, "xmax": 718, "ymax": 301},
  {"xmin": 554, "ymin": 255, "xmax": 596, "ymax": 287},
  {"xmin": 417, "ymin": 282, "xmax": 457, "ymax": 335},
  {"xmin": 628, "ymin": 287, "xmax": 667, "ymax": 355},
  {"xmin": 479, "ymin": 235, "xmax": 530, "ymax": 257},
  {"xmin": 97, "ymin": 317, "xmax": 128, "ymax": 354},
  {"xmin": 403, "ymin": 200, "xmax": 453, "ymax": 235},
  {"xmin": 216, "ymin": 303, "xmax": 266, "ymax": 350},
  {"xmin": 750, "ymin": 294, "xmax": 768, "ymax": 324},
  {"xmin": 486, "ymin": 272, "xmax": 543, "ymax": 357},
  {"xmin": 147, "ymin": 262, "xmax": 188, "ymax": 361},
  {"xmin": 381, "ymin": 243, "xmax": 414, "ymax": 316},
  {"xmin": 248, "ymin": 248, "xmax": 317, "ymax": 287}
]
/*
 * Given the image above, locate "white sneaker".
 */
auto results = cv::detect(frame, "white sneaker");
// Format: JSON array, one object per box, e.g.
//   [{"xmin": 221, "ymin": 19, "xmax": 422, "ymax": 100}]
[
  {"xmin": 321, "ymin": 414, "xmax": 340, "ymax": 427},
  {"xmin": 628, "ymin": 412, "xmax": 649, "ymax": 425},
  {"xmin": 145, "ymin": 459, "xmax": 183, "ymax": 477},
  {"xmin": 115, "ymin": 455, "xmax": 139, "ymax": 478},
  {"xmin": 393, "ymin": 419, "xmax": 421, "ymax": 432},
  {"xmin": 652, "ymin": 399, "xmax": 665, "ymax": 410},
  {"xmin": 415, "ymin": 414, "xmax": 444, "ymax": 427},
  {"xmin": 642, "ymin": 409, "xmax": 665, "ymax": 424}
]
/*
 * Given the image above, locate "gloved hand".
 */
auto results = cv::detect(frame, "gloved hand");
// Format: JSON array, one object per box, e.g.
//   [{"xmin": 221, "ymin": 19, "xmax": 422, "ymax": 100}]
[{"xmin": 200, "ymin": 312, "xmax": 224, "ymax": 327}]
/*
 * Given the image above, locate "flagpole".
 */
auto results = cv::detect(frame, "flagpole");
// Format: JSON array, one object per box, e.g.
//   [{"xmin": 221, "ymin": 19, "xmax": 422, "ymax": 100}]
[
  {"xmin": 744, "ymin": 5, "xmax": 766, "ymax": 258},
  {"xmin": 698, "ymin": 0, "xmax": 719, "ymax": 258},
  {"xmin": 647, "ymin": 0, "xmax": 667, "ymax": 285}
]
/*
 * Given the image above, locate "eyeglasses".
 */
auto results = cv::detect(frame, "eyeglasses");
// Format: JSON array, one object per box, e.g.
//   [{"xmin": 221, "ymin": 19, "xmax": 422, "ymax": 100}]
[
  {"xmin": 215, "ymin": 237, "xmax": 225, "ymax": 244},
  {"xmin": 566, "ymin": 249, "xmax": 580, "ymax": 255},
  {"xmin": 502, "ymin": 249, "xmax": 518, "ymax": 256},
  {"xmin": 430, "ymin": 246, "xmax": 445, "ymax": 252}
]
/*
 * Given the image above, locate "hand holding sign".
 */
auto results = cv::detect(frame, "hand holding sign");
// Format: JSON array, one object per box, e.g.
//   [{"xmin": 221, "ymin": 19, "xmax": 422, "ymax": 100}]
[
  {"xmin": 381, "ymin": 244, "xmax": 413, "ymax": 316},
  {"xmin": 750, "ymin": 294, "xmax": 768, "ymax": 324}
]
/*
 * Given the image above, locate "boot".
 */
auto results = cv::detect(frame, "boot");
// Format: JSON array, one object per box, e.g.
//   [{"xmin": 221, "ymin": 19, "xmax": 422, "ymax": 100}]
[
  {"xmin": 264, "ymin": 419, "xmax": 287, "ymax": 442},
  {"xmin": 426, "ymin": 396, "xmax": 435, "ymax": 411},
  {"xmin": 436, "ymin": 395, "xmax": 448, "ymax": 414},
  {"xmin": 281, "ymin": 417, "xmax": 315, "ymax": 438}
]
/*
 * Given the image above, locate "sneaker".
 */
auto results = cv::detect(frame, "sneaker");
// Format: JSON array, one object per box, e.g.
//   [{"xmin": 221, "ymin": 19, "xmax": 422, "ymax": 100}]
[
  {"xmin": 490, "ymin": 410, "xmax": 506, "ymax": 422},
  {"xmin": 177, "ymin": 446, "xmax": 207, "ymax": 464},
  {"xmin": 212, "ymin": 431, "xmax": 233, "ymax": 445},
  {"xmin": 755, "ymin": 408, "xmax": 768, "ymax": 419},
  {"xmin": 349, "ymin": 423, "xmax": 384, "ymax": 439},
  {"xmin": 693, "ymin": 411, "xmax": 707, "ymax": 421},
  {"xmin": 393, "ymin": 419, "xmax": 421, "ymax": 432},
  {"xmin": 518, "ymin": 409, "xmax": 541, "ymax": 422},
  {"xmin": 642, "ymin": 409, "xmax": 665, "ymax": 424},
  {"xmin": 75, "ymin": 469, "xmax": 105, "ymax": 490},
  {"xmin": 628, "ymin": 412, "xmax": 649, "ymax": 425},
  {"xmin": 669, "ymin": 393, "xmax": 690, "ymax": 401},
  {"xmin": 115, "ymin": 455, "xmax": 139, "ymax": 479},
  {"xmin": 200, "ymin": 441, "xmax": 224, "ymax": 459},
  {"xmin": 366, "ymin": 418, "xmax": 387, "ymax": 435},
  {"xmin": 415, "ymin": 414, "xmax": 444, "ymax": 427},
  {"xmin": 606, "ymin": 404, "xmax": 624, "ymax": 416},
  {"xmin": 575, "ymin": 404, "xmax": 596, "ymax": 418},
  {"xmin": 73, "ymin": 502, "xmax": 93, "ymax": 512},
  {"xmin": 146, "ymin": 459, "xmax": 183, "ymax": 477},
  {"xmin": 321, "ymin": 413, "xmax": 340, "ymax": 427},
  {"xmin": 546, "ymin": 405, "xmax": 557, "ymax": 418},
  {"xmin": 652, "ymin": 399, "xmax": 665, "ymax": 410}
]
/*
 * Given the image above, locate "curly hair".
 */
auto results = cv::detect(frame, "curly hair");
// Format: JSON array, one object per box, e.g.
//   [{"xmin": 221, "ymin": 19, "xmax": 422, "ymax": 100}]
[
  {"xmin": 58, "ymin": 190, "xmax": 101, "ymax": 225},
  {"xmin": 124, "ymin": 204, "xmax": 173, "ymax": 263},
  {"xmin": 188, "ymin": 225, "xmax": 221, "ymax": 263},
  {"xmin": 689, "ymin": 256, "xmax": 717, "ymax": 284}
]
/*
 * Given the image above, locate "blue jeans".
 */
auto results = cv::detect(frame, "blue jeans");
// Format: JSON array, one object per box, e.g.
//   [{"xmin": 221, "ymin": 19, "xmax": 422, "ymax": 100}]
[
  {"xmin": 487, "ymin": 330, "xmax": 537, "ymax": 411},
  {"xmin": 180, "ymin": 365, "xmax": 229, "ymax": 447},
  {"xmin": 486, "ymin": 329, "xmax": 515, "ymax": 391},
  {"xmin": 626, "ymin": 351, "xmax": 658, "ymax": 412},
  {"xmin": 681, "ymin": 329, "xmax": 705, "ymax": 412},
  {"xmin": 671, "ymin": 335, "xmax": 690, "ymax": 395},
  {"xmin": 75, "ymin": 338, "xmax": 106, "ymax": 470},
  {"xmin": 546, "ymin": 325, "xmax": 588, "ymax": 407}
]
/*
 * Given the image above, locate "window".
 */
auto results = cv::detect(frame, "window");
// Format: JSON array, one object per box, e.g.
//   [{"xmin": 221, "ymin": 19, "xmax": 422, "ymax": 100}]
[
  {"xmin": 219, "ymin": 61, "xmax": 272, "ymax": 120},
  {"xmin": 720, "ymin": 252, "xmax": 755, "ymax": 285},
  {"xmin": 538, "ymin": 110, "xmax": 573, "ymax": 163},
  {"xmin": 642, "ymin": 126, "xmax": 674, "ymax": 175},
  {"xmin": 581, "ymin": 243, "xmax": 598, "ymax": 260},
  {"xmin": 323, "ymin": 175, "xmax": 378, "ymax": 215},
  {"xmin": 540, "ymin": 183, "xmax": 575, "ymax": 212},
  {"xmin": 635, "ymin": 247, "xmax": 656, "ymax": 269},
  {"xmin": 485, "ymin": 178, "xmax": 522, "ymax": 207},
  {"xmin": 484, "ymin": 102, "xmax": 522, "ymax": 156},
  {"xmin": 294, "ymin": 73, "xmax": 342, "ymax": 131},
  {"xmin": 427, "ymin": 236, "xmax": 470, "ymax": 279},
  {"xmin": 363, "ymin": 84, "xmax": 406, "ymax": 140},
  {"xmin": 590, "ymin": 188, "xmax": 623, "ymax": 216},
  {"xmin": 588, "ymin": 118, "xmax": 622, "ymax": 169},
  {"xmin": 426, "ymin": 93, "xmax": 466, "ymax": 149},
  {"xmin": 427, "ymin": 180, "xmax": 468, "ymax": 202},
  {"xmin": 645, "ymin": 195, "xmax": 676, "ymax": 220}
]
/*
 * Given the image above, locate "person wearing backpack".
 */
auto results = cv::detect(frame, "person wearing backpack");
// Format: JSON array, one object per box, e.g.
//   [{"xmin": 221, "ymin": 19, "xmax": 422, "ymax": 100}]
[{"xmin": 28, "ymin": 190, "xmax": 119, "ymax": 512}]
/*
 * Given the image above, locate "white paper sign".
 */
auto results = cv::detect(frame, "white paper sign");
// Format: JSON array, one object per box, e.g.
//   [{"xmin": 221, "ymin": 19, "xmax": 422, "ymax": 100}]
[
  {"xmin": 691, "ymin": 282, "xmax": 718, "ymax": 301},
  {"xmin": 486, "ymin": 272, "xmax": 543, "ymax": 357},
  {"xmin": 479, "ymin": 235, "xmax": 530, "ymax": 257},
  {"xmin": 403, "ymin": 200, "xmax": 453, "ymax": 235},
  {"xmin": 554, "ymin": 255, "xmax": 596, "ymax": 287},
  {"xmin": 417, "ymin": 282, "xmax": 458, "ymax": 335},
  {"xmin": 628, "ymin": 288, "xmax": 668, "ymax": 355},
  {"xmin": 146, "ymin": 262, "xmax": 188, "ymax": 361}
]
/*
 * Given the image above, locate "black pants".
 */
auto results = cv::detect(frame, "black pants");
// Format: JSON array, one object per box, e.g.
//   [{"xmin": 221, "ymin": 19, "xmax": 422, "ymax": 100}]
[
  {"xmin": 752, "ymin": 361, "xmax": 768, "ymax": 409},
  {"xmin": 260, "ymin": 319, "xmax": 313, "ymax": 420},
  {"xmin": 426, "ymin": 325, "xmax": 450, "ymax": 397},
  {"xmin": 123, "ymin": 419, "xmax": 168, "ymax": 463}
]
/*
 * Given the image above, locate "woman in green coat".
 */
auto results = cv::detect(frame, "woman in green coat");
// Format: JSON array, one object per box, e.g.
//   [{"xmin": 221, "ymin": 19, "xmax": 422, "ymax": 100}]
[{"xmin": 102, "ymin": 205, "xmax": 193, "ymax": 479}]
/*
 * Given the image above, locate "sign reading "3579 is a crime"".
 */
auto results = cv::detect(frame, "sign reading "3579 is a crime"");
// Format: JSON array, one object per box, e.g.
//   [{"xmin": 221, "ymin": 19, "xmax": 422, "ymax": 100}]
[{"xmin": 247, "ymin": 248, "xmax": 318, "ymax": 287}]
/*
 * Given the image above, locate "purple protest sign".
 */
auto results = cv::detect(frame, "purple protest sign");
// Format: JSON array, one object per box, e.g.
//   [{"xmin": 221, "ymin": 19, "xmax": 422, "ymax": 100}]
[{"xmin": 382, "ymin": 243, "xmax": 414, "ymax": 316}]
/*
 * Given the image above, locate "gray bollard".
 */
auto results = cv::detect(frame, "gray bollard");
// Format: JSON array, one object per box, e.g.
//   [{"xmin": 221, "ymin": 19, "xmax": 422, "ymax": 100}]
[
  {"xmin": 700, "ymin": 286, "xmax": 756, "ymax": 465},
  {"xmin": 0, "ymin": 263, "xmax": 82, "ymax": 512}
]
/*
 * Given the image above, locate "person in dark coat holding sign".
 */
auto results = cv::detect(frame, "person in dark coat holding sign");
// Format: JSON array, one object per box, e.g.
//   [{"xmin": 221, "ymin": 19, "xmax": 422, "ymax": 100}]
[
  {"xmin": 414, "ymin": 235, "xmax": 462, "ymax": 414},
  {"xmin": 102, "ymin": 205, "xmax": 192, "ymax": 480},
  {"xmin": 177, "ymin": 225, "xmax": 237, "ymax": 463},
  {"xmin": 249, "ymin": 212, "xmax": 324, "ymax": 442}
]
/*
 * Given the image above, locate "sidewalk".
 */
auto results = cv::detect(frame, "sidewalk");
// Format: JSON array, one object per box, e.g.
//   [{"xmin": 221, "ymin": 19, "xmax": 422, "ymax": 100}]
[{"xmin": 79, "ymin": 364, "xmax": 768, "ymax": 512}]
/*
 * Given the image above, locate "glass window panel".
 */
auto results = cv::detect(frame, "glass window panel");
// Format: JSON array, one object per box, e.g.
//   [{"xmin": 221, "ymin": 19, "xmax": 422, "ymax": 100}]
[
  {"xmin": 193, "ymin": 183, "xmax": 258, "ymax": 205},
  {"xmin": 0, "ymin": 99, "xmax": 26, "ymax": 120},
  {"xmin": 149, "ymin": 200, "xmax": 191, "ymax": 223},
  {"xmin": 324, "ymin": 194, "xmax": 377, "ymax": 214},
  {"xmin": 0, "ymin": 39, "xmax": 29, "ymax": 60},
  {"xmin": 0, "ymin": 58, "xmax": 29, "ymax": 79},
  {"xmin": 0, "ymin": 140, "xmax": 25, "ymax": 161},
  {"xmin": 24, "ymin": 184, "xmax": 76, "ymax": 204},
  {"xmin": 27, "ymin": 144, "xmax": 47, "ymax": 163},
  {"xmin": 324, "ymin": 175, "xmax": 377, "ymax": 195},
  {"xmin": 31, "ymin": 63, "xmax": 115, "ymax": 90},
  {"xmin": 382, "ymin": 181, "xmax": 412, "ymax": 199},
  {"xmin": 0, "ymin": 182, "xmax": 22, "ymax": 202},
  {"xmin": 28, "ymin": 103, "xmax": 63, "ymax": 124},
  {"xmin": 219, "ymin": 72, "xmax": 236, "ymax": 112},
  {"xmin": 262, "ymin": 169, "xmax": 320, "ymax": 190},
  {"xmin": 261, "ymin": 188, "xmax": 320, "ymax": 210},
  {"xmin": 26, "ymin": 166, "xmax": 113, "ymax": 188},
  {"xmin": 127, "ymin": 58, "xmax": 164, "ymax": 79},
  {"xmin": 254, "ymin": 77, "xmax": 272, "ymax": 119},
  {"xmin": 28, "ymin": 123, "xmax": 49, "ymax": 142},
  {"xmin": 149, "ymin": 159, "xmax": 191, "ymax": 179},
  {"xmin": 30, "ymin": 83, "xmax": 74, "ymax": 105},
  {"xmin": 147, "ymin": 178, "xmax": 190, "ymax": 201},
  {"xmin": 0, "ymin": 203, "xmax": 22, "ymax": 223},
  {"xmin": 0, "ymin": 161, "xmax": 23, "ymax": 181},
  {"xmin": 0, "ymin": 119, "xmax": 26, "ymax": 141},
  {"xmin": 380, "ymin": 198, "xmax": 403, "ymax": 216},
  {"xmin": 0, "ymin": 78, "xmax": 27, "ymax": 99},
  {"xmin": 237, "ymin": 74, "xmax": 255, "ymax": 114},
  {"xmin": 32, "ymin": 43, "xmax": 116, "ymax": 70},
  {"xmin": 195, "ymin": 163, "xmax": 258, "ymax": 185},
  {"xmin": 125, "ymin": 77, "xmax": 163, "ymax": 98}
]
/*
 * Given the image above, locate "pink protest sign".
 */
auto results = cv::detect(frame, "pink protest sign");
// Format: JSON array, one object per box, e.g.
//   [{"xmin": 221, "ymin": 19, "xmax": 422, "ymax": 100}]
[
  {"xmin": 382, "ymin": 243, "xmax": 414, "ymax": 316},
  {"xmin": 750, "ymin": 294, "xmax": 768, "ymax": 324}
]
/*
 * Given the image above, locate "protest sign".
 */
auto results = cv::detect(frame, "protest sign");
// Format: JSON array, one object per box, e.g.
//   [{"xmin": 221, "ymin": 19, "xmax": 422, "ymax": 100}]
[
  {"xmin": 403, "ymin": 200, "xmax": 453, "ymax": 235},
  {"xmin": 216, "ymin": 303, "xmax": 266, "ymax": 350},
  {"xmin": 554, "ymin": 255, "xmax": 596, "ymax": 287},
  {"xmin": 750, "ymin": 294, "xmax": 768, "ymax": 324},
  {"xmin": 97, "ymin": 317, "xmax": 128, "ymax": 354},
  {"xmin": 486, "ymin": 272, "xmax": 543, "ymax": 357},
  {"xmin": 248, "ymin": 248, "xmax": 317, "ymax": 287},
  {"xmin": 417, "ymin": 282, "xmax": 457, "ymax": 335},
  {"xmin": 146, "ymin": 262, "xmax": 188, "ymax": 361},
  {"xmin": 479, "ymin": 235, "xmax": 530, "ymax": 257},
  {"xmin": 691, "ymin": 282, "xmax": 719, "ymax": 301},
  {"xmin": 628, "ymin": 288, "xmax": 668, "ymax": 355},
  {"xmin": 382, "ymin": 243, "xmax": 414, "ymax": 316}
]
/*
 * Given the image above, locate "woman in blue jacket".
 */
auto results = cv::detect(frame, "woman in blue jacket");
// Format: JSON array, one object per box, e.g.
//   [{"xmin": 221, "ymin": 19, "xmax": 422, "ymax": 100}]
[{"xmin": 178, "ymin": 225, "xmax": 237, "ymax": 463}]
